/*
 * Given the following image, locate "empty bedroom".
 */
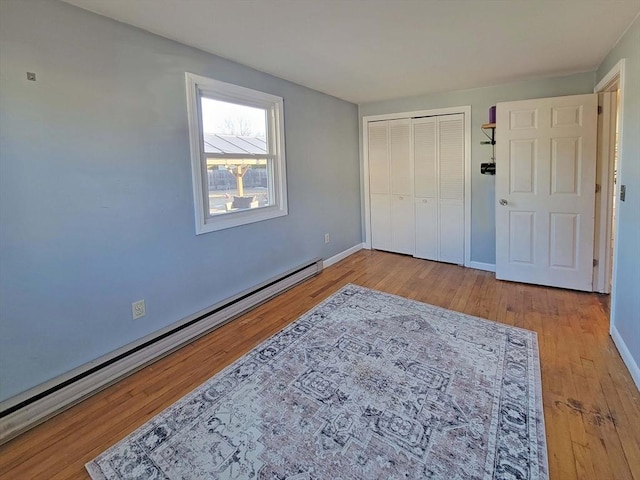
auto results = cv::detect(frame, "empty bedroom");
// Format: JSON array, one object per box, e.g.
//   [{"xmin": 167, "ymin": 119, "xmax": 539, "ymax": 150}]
[{"xmin": 0, "ymin": 1, "xmax": 639, "ymax": 479}]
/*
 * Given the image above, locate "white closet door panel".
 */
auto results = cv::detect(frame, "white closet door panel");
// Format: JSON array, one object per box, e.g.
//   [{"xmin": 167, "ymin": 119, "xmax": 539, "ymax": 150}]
[
  {"xmin": 415, "ymin": 197, "xmax": 437, "ymax": 260},
  {"xmin": 368, "ymin": 122, "xmax": 389, "ymax": 195},
  {"xmin": 391, "ymin": 194, "xmax": 415, "ymax": 255},
  {"xmin": 370, "ymin": 194, "xmax": 391, "ymax": 251},
  {"xmin": 367, "ymin": 112, "xmax": 466, "ymax": 263},
  {"xmin": 439, "ymin": 202, "xmax": 464, "ymax": 264},
  {"xmin": 390, "ymin": 119, "xmax": 412, "ymax": 195},
  {"xmin": 413, "ymin": 118, "xmax": 437, "ymax": 198},
  {"xmin": 438, "ymin": 114, "xmax": 464, "ymax": 201}
]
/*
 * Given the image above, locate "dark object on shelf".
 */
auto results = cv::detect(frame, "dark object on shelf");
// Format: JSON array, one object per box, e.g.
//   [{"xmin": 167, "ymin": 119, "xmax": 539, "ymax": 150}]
[
  {"xmin": 481, "ymin": 162, "xmax": 496, "ymax": 175},
  {"xmin": 489, "ymin": 106, "xmax": 496, "ymax": 124}
]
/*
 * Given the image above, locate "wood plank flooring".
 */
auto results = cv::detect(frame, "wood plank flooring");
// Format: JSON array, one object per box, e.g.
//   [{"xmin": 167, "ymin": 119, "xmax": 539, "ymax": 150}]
[{"xmin": 1, "ymin": 250, "xmax": 638, "ymax": 479}]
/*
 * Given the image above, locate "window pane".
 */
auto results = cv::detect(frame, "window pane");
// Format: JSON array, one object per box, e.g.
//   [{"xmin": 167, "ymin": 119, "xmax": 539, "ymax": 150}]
[
  {"xmin": 206, "ymin": 158, "xmax": 273, "ymax": 216},
  {"xmin": 201, "ymin": 98, "xmax": 273, "ymax": 216},
  {"xmin": 201, "ymin": 97, "xmax": 267, "ymax": 139}
]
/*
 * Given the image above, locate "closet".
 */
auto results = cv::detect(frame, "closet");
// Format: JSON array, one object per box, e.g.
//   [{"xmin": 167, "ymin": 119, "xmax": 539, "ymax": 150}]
[{"xmin": 368, "ymin": 113, "xmax": 464, "ymax": 264}]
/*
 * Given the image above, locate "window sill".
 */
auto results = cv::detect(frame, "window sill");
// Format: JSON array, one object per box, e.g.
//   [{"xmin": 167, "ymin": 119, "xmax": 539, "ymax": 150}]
[{"xmin": 196, "ymin": 204, "xmax": 288, "ymax": 234}]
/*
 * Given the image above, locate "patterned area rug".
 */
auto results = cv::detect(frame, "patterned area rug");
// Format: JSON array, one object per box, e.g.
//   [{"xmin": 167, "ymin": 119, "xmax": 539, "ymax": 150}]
[{"xmin": 86, "ymin": 284, "xmax": 548, "ymax": 480}]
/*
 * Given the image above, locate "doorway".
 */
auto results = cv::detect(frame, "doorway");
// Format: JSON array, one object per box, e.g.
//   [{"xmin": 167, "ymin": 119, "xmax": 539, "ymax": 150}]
[
  {"xmin": 593, "ymin": 59, "xmax": 625, "ymax": 321},
  {"xmin": 593, "ymin": 89, "xmax": 619, "ymax": 295}
]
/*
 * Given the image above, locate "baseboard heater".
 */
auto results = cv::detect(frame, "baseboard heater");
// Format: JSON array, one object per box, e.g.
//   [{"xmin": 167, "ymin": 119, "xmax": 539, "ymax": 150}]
[{"xmin": 0, "ymin": 258, "xmax": 323, "ymax": 445}]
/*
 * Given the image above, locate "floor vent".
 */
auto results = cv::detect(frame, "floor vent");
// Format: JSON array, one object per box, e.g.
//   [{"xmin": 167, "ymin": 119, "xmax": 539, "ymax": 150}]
[{"xmin": 0, "ymin": 258, "xmax": 323, "ymax": 445}]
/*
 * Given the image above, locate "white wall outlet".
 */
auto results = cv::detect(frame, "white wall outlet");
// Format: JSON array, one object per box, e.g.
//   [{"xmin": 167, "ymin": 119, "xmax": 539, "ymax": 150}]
[
  {"xmin": 324, "ymin": 233, "xmax": 330, "ymax": 244},
  {"xmin": 132, "ymin": 300, "xmax": 146, "ymax": 320}
]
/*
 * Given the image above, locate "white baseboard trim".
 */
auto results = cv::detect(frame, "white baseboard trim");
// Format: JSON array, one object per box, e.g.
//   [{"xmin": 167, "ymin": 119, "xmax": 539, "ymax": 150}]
[
  {"xmin": 323, "ymin": 243, "xmax": 365, "ymax": 268},
  {"xmin": 466, "ymin": 261, "xmax": 496, "ymax": 273},
  {"xmin": 611, "ymin": 324, "xmax": 640, "ymax": 391},
  {"xmin": 0, "ymin": 259, "xmax": 323, "ymax": 445}
]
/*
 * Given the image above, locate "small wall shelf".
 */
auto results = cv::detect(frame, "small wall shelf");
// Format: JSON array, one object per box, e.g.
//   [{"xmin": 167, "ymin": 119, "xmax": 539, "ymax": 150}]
[{"xmin": 480, "ymin": 123, "xmax": 496, "ymax": 175}]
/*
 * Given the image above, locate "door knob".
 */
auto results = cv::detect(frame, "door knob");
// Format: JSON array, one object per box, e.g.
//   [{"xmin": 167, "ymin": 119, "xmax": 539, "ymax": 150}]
[{"xmin": 499, "ymin": 199, "xmax": 508, "ymax": 206}]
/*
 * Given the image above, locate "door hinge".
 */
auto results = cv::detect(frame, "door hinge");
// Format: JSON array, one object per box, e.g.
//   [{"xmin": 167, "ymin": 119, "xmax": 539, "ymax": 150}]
[
  {"xmin": 595, "ymin": 183, "xmax": 601, "ymax": 193},
  {"xmin": 593, "ymin": 259, "xmax": 599, "ymax": 267},
  {"xmin": 597, "ymin": 105, "xmax": 603, "ymax": 114}
]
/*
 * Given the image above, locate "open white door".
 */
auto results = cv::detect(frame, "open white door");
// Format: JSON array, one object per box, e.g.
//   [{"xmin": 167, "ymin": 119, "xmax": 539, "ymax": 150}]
[{"xmin": 495, "ymin": 94, "xmax": 598, "ymax": 291}]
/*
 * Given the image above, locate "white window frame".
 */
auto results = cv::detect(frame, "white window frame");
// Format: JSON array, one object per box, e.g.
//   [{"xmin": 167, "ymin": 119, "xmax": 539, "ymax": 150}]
[{"xmin": 185, "ymin": 73, "xmax": 288, "ymax": 234}]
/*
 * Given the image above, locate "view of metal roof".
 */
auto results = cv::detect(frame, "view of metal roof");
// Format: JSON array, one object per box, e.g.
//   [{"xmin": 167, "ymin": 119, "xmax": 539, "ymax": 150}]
[{"xmin": 203, "ymin": 134, "xmax": 267, "ymax": 155}]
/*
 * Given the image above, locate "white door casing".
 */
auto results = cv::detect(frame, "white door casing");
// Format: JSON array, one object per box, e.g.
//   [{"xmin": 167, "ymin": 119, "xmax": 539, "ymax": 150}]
[
  {"xmin": 495, "ymin": 94, "xmax": 598, "ymax": 291},
  {"xmin": 593, "ymin": 91, "xmax": 617, "ymax": 293}
]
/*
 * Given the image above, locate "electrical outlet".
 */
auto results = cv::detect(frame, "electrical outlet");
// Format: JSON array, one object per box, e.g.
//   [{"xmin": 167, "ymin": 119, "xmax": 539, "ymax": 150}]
[
  {"xmin": 324, "ymin": 233, "xmax": 330, "ymax": 244},
  {"xmin": 132, "ymin": 300, "xmax": 146, "ymax": 319}
]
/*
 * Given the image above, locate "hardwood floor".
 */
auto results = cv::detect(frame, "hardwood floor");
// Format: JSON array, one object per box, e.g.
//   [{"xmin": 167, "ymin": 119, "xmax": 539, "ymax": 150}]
[{"xmin": 1, "ymin": 250, "xmax": 638, "ymax": 479}]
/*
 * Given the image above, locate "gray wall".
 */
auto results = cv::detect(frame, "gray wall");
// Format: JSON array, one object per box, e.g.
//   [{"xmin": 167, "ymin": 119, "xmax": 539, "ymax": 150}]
[
  {"xmin": 0, "ymin": 0, "xmax": 361, "ymax": 401},
  {"xmin": 597, "ymin": 15, "xmax": 640, "ymax": 377},
  {"xmin": 359, "ymin": 72, "xmax": 596, "ymax": 265}
]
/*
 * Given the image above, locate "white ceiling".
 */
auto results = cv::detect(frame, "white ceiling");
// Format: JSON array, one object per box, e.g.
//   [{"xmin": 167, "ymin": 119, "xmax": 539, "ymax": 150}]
[{"xmin": 62, "ymin": 0, "xmax": 640, "ymax": 104}]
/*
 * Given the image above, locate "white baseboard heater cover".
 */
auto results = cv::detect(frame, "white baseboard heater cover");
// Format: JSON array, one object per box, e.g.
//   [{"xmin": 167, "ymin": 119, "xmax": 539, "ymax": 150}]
[{"xmin": 0, "ymin": 258, "xmax": 323, "ymax": 445}]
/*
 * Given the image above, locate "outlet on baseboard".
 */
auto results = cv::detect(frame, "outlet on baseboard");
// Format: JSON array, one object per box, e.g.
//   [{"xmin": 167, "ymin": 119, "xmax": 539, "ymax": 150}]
[
  {"xmin": 132, "ymin": 300, "xmax": 146, "ymax": 320},
  {"xmin": 324, "ymin": 233, "xmax": 330, "ymax": 244}
]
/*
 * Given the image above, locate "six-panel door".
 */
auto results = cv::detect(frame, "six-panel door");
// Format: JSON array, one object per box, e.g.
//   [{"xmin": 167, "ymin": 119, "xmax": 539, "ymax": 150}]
[{"xmin": 495, "ymin": 94, "xmax": 598, "ymax": 291}]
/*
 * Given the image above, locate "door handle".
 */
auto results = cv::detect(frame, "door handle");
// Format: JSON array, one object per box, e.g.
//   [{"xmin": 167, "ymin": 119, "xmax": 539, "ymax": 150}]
[{"xmin": 499, "ymin": 199, "xmax": 508, "ymax": 206}]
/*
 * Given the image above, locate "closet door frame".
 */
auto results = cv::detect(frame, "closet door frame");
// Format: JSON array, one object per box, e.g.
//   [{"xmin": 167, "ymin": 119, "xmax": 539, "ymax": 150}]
[{"xmin": 362, "ymin": 105, "xmax": 472, "ymax": 267}]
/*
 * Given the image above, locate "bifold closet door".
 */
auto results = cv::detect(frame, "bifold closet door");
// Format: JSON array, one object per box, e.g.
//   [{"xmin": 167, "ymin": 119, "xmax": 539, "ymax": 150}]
[
  {"xmin": 438, "ymin": 115, "xmax": 464, "ymax": 264},
  {"xmin": 415, "ymin": 197, "xmax": 438, "ymax": 260},
  {"xmin": 370, "ymin": 194, "xmax": 391, "ymax": 251},
  {"xmin": 413, "ymin": 114, "xmax": 464, "ymax": 264},
  {"xmin": 413, "ymin": 118, "xmax": 438, "ymax": 260},
  {"xmin": 368, "ymin": 121, "xmax": 391, "ymax": 251},
  {"xmin": 391, "ymin": 194, "xmax": 414, "ymax": 255},
  {"xmin": 368, "ymin": 119, "xmax": 414, "ymax": 255},
  {"xmin": 389, "ymin": 119, "xmax": 414, "ymax": 254}
]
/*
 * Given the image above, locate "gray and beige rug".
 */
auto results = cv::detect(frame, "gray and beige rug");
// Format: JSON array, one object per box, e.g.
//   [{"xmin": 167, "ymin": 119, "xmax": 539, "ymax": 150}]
[{"xmin": 86, "ymin": 284, "xmax": 548, "ymax": 479}]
